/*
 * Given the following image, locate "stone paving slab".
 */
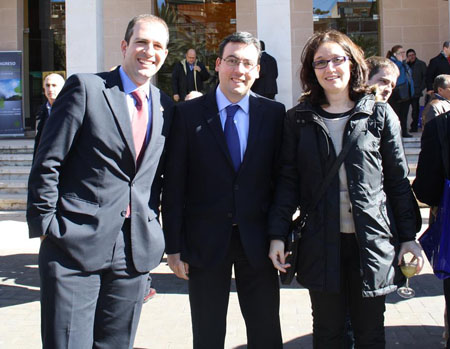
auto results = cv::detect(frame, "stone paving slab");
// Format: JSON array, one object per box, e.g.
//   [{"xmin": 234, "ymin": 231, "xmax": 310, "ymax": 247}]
[{"xmin": 0, "ymin": 214, "xmax": 446, "ymax": 348}]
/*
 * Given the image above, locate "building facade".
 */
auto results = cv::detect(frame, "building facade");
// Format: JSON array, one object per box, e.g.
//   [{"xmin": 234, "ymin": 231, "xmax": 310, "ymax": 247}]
[{"xmin": 1, "ymin": 0, "xmax": 450, "ymax": 130}]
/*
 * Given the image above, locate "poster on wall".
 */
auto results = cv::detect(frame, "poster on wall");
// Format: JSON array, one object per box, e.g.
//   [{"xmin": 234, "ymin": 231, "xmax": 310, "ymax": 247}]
[{"xmin": 0, "ymin": 51, "xmax": 24, "ymax": 136}]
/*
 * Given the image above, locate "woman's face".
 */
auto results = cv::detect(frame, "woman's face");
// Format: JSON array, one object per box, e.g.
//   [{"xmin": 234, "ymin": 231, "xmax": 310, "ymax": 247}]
[
  {"xmin": 394, "ymin": 47, "xmax": 406, "ymax": 61},
  {"xmin": 313, "ymin": 41, "xmax": 352, "ymax": 96}
]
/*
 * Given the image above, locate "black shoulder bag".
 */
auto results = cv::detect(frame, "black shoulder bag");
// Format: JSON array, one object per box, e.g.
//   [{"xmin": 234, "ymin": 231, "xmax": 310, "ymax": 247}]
[{"xmin": 280, "ymin": 116, "xmax": 368, "ymax": 285}]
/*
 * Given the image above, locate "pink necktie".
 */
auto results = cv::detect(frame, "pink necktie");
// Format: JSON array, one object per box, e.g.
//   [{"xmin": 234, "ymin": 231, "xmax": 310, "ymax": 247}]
[
  {"xmin": 126, "ymin": 89, "xmax": 148, "ymax": 217},
  {"xmin": 131, "ymin": 89, "xmax": 148, "ymax": 163}
]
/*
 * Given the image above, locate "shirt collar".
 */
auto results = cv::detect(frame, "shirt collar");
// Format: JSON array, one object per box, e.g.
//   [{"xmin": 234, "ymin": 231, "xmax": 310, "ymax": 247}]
[
  {"xmin": 119, "ymin": 66, "xmax": 150, "ymax": 99},
  {"xmin": 215, "ymin": 85, "xmax": 250, "ymax": 114}
]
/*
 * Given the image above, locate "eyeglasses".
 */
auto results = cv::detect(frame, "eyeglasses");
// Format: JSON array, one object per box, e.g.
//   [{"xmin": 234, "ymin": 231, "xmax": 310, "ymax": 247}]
[
  {"xmin": 312, "ymin": 56, "xmax": 350, "ymax": 70},
  {"xmin": 221, "ymin": 56, "xmax": 257, "ymax": 71}
]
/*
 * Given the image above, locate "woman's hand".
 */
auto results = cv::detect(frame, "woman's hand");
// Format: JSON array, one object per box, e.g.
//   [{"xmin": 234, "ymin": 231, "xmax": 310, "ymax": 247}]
[
  {"xmin": 269, "ymin": 240, "xmax": 291, "ymax": 273},
  {"xmin": 398, "ymin": 240, "xmax": 425, "ymax": 274}
]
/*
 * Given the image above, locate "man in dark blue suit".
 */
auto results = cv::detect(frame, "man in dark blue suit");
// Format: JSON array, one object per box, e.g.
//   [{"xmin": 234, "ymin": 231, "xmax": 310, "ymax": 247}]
[
  {"xmin": 27, "ymin": 14, "xmax": 172, "ymax": 348},
  {"xmin": 162, "ymin": 32, "xmax": 284, "ymax": 348}
]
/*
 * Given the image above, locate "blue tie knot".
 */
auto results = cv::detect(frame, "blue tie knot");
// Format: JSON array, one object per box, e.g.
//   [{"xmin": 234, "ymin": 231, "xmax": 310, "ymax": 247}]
[{"xmin": 226, "ymin": 104, "xmax": 240, "ymax": 119}]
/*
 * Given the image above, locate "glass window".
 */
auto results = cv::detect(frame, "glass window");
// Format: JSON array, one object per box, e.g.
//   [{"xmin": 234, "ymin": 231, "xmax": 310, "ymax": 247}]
[
  {"xmin": 155, "ymin": 0, "xmax": 236, "ymax": 97},
  {"xmin": 26, "ymin": 0, "xmax": 66, "ymax": 128},
  {"xmin": 313, "ymin": 0, "xmax": 379, "ymax": 57}
]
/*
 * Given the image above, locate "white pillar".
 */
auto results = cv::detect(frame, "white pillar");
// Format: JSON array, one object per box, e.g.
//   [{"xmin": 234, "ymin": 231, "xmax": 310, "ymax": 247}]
[
  {"xmin": 256, "ymin": 0, "xmax": 293, "ymax": 109},
  {"xmin": 65, "ymin": 0, "xmax": 104, "ymax": 76}
]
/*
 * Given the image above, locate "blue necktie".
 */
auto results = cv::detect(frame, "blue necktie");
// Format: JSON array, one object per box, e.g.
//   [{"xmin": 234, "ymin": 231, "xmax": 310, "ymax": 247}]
[{"xmin": 224, "ymin": 105, "xmax": 241, "ymax": 171}]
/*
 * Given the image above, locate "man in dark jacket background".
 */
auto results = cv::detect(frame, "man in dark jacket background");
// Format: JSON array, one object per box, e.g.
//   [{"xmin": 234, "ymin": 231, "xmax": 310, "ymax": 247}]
[
  {"xmin": 171, "ymin": 48, "xmax": 210, "ymax": 102},
  {"xmin": 426, "ymin": 41, "xmax": 450, "ymax": 99},
  {"xmin": 250, "ymin": 40, "xmax": 278, "ymax": 99},
  {"xmin": 406, "ymin": 49, "xmax": 427, "ymax": 132}
]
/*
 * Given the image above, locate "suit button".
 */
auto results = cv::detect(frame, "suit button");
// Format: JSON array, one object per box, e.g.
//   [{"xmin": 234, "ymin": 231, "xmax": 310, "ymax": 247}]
[
  {"xmin": 227, "ymin": 213, "xmax": 233, "ymax": 218},
  {"xmin": 121, "ymin": 210, "xmax": 127, "ymax": 217}
]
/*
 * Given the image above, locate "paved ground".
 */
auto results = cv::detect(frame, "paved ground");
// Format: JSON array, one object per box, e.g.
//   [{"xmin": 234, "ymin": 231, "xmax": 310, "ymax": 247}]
[{"xmin": 0, "ymin": 210, "xmax": 446, "ymax": 349}]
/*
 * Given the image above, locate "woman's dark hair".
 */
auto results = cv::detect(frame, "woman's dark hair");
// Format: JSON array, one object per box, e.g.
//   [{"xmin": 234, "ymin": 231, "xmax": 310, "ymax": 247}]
[
  {"xmin": 386, "ymin": 45, "xmax": 403, "ymax": 59},
  {"xmin": 299, "ymin": 30, "xmax": 368, "ymax": 105}
]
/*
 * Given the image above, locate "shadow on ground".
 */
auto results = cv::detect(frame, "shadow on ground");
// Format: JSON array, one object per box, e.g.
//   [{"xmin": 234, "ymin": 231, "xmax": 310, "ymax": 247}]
[
  {"xmin": 233, "ymin": 325, "xmax": 444, "ymax": 349},
  {"xmin": 0, "ymin": 253, "xmax": 40, "ymax": 307}
]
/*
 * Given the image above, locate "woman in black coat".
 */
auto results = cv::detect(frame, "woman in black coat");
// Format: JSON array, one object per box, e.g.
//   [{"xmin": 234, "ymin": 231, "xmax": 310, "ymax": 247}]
[{"xmin": 268, "ymin": 30, "xmax": 423, "ymax": 348}]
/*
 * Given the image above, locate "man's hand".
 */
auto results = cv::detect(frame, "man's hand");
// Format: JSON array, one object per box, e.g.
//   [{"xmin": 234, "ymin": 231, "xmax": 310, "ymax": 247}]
[
  {"xmin": 193, "ymin": 65, "xmax": 201, "ymax": 72},
  {"xmin": 398, "ymin": 240, "xmax": 424, "ymax": 274},
  {"xmin": 269, "ymin": 239, "xmax": 291, "ymax": 273},
  {"xmin": 167, "ymin": 253, "xmax": 189, "ymax": 280},
  {"xmin": 173, "ymin": 94, "xmax": 180, "ymax": 102}
]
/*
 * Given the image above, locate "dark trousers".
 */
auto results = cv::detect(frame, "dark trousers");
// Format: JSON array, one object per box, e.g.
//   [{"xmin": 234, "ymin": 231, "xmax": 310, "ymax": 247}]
[
  {"xmin": 444, "ymin": 278, "xmax": 450, "ymax": 348},
  {"xmin": 188, "ymin": 227, "xmax": 282, "ymax": 349},
  {"xmin": 309, "ymin": 234, "xmax": 386, "ymax": 349},
  {"xmin": 39, "ymin": 220, "xmax": 148, "ymax": 349},
  {"xmin": 389, "ymin": 99, "xmax": 410, "ymax": 136},
  {"xmin": 409, "ymin": 97, "xmax": 421, "ymax": 131}
]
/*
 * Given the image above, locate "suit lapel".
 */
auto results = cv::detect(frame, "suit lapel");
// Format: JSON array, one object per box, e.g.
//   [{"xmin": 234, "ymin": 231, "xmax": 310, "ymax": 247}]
[
  {"xmin": 240, "ymin": 94, "xmax": 263, "ymax": 171},
  {"xmin": 202, "ymin": 92, "xmax": 235, "ymax": 169},
  {"xmin": 103, "ymin": 70, "xmax": 136, "ymax": 161}
]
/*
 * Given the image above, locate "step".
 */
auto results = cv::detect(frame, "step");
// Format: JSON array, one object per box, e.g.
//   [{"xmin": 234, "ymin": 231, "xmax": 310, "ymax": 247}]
[
  {"xmin": 0, "ymin": 180, "xmax": 28, "ymax": 194},
  {"xmin": 0, "ymin": 153, "xmax": 33, "ymax": 166},
  {"xmin": 0, "ymin": 193, "xmax": 27, "ymax": 210},
  {"xmin": 0, "ymin": 166, "xmax": 31, "ymax": 180},
  {"xmin": 0, "ymin": 140, "xmax": 34, "ymax": 154}
]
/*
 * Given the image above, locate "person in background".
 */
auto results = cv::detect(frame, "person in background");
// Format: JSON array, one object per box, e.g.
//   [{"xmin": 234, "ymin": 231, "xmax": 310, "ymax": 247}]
[
  {"xmin": 366, "ymin": 56, "xmax": 400, "ymax": 102},
  {"xmin": 413, "ymin": 109, "xmax": 450, "ymax": 349},
  {"xmin": 27, "ymin": 14, "xmax": 172, "ymax": 348},
  {"xmin": 425, "ymin": 41, "xmax": 450, "ymax": 99},
  {"xmin": 251, "ymin": 40, "xmax": 278, "ymax": 99},
  {"xmin": 268, "ymin": 30, "xmax": 423, "ymax": 348},
  {"xmin": 406, "ymin": 49, "xmax": 427, "ymax": 132},
  {"xmin": 33, "ymin": 73, "xmax": 65, "ymax": 160},
  {"xmin": 422, "ymin": 74, "xmax": 450, "ymax": 126},
  {"xmin": 171, "ymin": 48, "xmax": 210, "ymax": 102},
  {"xmin": 163, "ymin": 32, "xmax": 284, "ymax": 348},
  {"xmin": 387, "ymin": 45, "xmax": 415, "ymax": 138}
]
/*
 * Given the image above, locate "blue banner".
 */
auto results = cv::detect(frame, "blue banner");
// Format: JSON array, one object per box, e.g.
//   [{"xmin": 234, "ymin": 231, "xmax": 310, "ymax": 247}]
[{"xmin": 0, "ymin": 51, "xmax": 24, "ymax": 135}]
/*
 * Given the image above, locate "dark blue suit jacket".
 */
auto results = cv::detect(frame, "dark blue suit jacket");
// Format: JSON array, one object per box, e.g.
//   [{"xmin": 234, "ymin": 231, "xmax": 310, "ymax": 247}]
[
  {"xmin": 27, "ymin": 67, "xmax": 173, "ymax": 273},
  {"xmin": 162, "ymin": 91, "xmax": 285, "ymax": 269}
]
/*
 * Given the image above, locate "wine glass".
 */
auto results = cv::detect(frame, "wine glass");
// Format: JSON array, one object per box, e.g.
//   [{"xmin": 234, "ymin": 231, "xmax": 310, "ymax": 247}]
[{"xmin": 397, "ymin": 258, "xmax": 418, "ymax": 299}]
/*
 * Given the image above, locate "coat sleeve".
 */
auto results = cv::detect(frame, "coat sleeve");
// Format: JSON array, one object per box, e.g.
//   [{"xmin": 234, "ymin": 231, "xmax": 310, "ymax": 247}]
[
  {"xmin": 413, "ymin": 117, "xmax": 445, "ymax": 206},
  {"xmin": 161, "ymin": 104, "xmax": 189, "ymax": 254},
  {"xmin": 267, "ymin": 109, "xmax": 301, "ymax": 240},
  {"xmin": 379, "ymin": 103, "xmax": 418, "ymax": 241},
  {"xmin": 26, "ymin": 74, "xmax": 86, "ymax": 238},
  {"xmin": 171, "ymin": 63, "xmax": 181, "ymax": 95},
  {"xmin": 198, "ymin": 61, "xmax": 210, "ymax": 82}
]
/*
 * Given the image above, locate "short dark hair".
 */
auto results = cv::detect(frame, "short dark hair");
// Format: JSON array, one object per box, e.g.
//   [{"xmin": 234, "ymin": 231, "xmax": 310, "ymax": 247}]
[
  {"xmin": 434, "ymin": 74, "xmax": 450, "ymax": 93},
  {"xmin": 124, "ymin": 14, "xmax": 169, "ymax": 46},
  {"xmin": 406, "ymin": 49, "xmax": 416, "ymax": 56},
  {"xmin": 366, "ymin": 56, "xmax": 399, "ymax": 80},
  {"xmin": 299, "ymin": 29, "xmax": 368, "ymax": 105},
  {"xmin": 218, "ymin": 32, "xmax": 261, "ymax": 62},
  {"xmin": 260, "ymin": 40, "xmax": 265, "ymax": 51},
  {"xmin": 443, "ymin": 41, "xmax": 450, "ymax": 49}
]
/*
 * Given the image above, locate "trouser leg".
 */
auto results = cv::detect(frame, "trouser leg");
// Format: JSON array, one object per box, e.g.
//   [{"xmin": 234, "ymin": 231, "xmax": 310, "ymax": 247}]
[
  {"xmin": 410, "ymin": 97, "xmax": 420, "ymax": 131},
  {"xmin": 39, "ymin": 238, "xmax": 100, "ymax": 349},
  {"xmin": 93, "ymin": 220, "xmax": 148, "ymax": 349},
  {"xmin": 188, "ymin": 261, "xmax": 232, "ymax": 349},
  {"xmin": 233, "ymin": 231, "xmax": 282, "ymax": 348}
]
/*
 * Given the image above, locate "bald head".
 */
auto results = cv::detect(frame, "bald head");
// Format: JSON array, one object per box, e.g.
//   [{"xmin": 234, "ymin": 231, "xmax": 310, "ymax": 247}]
[
  {"xmin": 43, "ymin": 73, "xmax": 65, "ymax": 105},
  {"xmin": 186, "ymin": 49, "xmax": 197, "ymax": 65}
]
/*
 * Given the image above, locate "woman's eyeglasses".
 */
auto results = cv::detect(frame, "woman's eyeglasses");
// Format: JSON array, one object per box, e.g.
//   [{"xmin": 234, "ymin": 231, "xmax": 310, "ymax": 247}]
[{"xmin": 312, "ymin": 56, "xmax": 349, "ymax": 70}]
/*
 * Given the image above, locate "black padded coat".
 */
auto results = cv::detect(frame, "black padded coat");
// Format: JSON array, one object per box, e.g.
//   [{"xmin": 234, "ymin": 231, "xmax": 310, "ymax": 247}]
[{"xmin": 268, "ymin": 94, "xmax": 419, "ymax": 297}]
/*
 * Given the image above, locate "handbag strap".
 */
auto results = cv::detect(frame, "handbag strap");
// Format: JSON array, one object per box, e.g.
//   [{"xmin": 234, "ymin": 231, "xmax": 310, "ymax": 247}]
[
  {"xmin": 295, "ymin": 116, "xmax": 368, "ymax": 225},
  {"xmin": 437, "ymin": 112, "xmax": 450, "ymax": 178}
]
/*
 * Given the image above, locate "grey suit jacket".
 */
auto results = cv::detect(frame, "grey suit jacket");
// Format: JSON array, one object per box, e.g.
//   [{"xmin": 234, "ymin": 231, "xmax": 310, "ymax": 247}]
[{"xmin": 27, "ymin": 68, "xmax": 173, "ymax": 273}]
